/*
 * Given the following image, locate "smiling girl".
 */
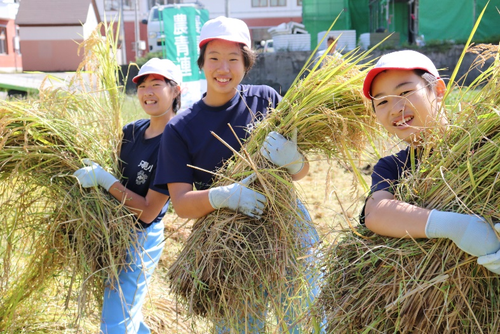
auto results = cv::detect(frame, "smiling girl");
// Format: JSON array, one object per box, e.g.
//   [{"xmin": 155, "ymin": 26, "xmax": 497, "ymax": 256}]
[
  {"xmin": 154, "ymin": 16, "xmax": 323, "ymax": 333},
  {"xmin": 74, "ymin": 58, "xmax": 181, "ymax": 333},
  {"xmin": 362, "ymin": 50, "xmax": 500, "ymax": 273}
]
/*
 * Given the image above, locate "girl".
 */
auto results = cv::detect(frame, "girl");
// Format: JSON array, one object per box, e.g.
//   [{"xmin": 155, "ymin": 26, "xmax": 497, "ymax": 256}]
[
  {"xmin": 73, "ymin": 58, "xmax": 182, "ymax": 333},
  {"xmin": 362, "ymin": 49, "xmax": 500, "ymax": 273},
  {"xmin": 154, "ymin": 16, "xmax": 323, "ymax": 333}
]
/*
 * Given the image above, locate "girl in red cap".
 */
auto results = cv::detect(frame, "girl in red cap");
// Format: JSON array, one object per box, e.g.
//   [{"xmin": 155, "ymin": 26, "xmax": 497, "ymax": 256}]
[
  {"xmin": 74, "ymin": 58, "xmax": 182, "ymax": 333},
  {"xmin": 361, "ymin": 50, "xmax": 500, "ymax": 273}
]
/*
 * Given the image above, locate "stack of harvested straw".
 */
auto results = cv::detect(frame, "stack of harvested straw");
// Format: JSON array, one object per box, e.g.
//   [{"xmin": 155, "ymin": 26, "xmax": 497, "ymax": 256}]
[
  {"xmin": 319, "ymin": 44, "xmax": 500, "ymax": 333},
  {"xmin": 168, "ymin": 49, "xmax": 378, "ymax": 330},
  {"xmin": 0, "ymin": 22, "xmax": 137, "ymax": 330}
]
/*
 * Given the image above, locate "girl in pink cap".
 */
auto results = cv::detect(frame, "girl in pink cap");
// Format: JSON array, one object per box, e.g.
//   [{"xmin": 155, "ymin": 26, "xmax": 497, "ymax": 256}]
[
  {"xmin": 74, "ymin": 58, "xmax": 182, "ymax": 333},
  {"xmin": 361, "ymin": 50, "xmax": 500, "ymax": 274},
  {"xmin": 154, "ymin": 16, "xmax": 324, "ymax": 333}
]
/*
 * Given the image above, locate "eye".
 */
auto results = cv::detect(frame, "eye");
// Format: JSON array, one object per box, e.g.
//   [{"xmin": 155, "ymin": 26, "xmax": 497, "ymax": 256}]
[
  {"xmin": 375, "ymin": 99, "xmax": 387, "ymax": 107},
  {"xmin": 400, "ymin": 90, "xmax": 412, "ymax": 96}
]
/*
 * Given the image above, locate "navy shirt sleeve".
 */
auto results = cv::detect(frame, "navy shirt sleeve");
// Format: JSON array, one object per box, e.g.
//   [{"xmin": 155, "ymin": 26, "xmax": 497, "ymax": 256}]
[
  {"xmin": 119, "ymin": 119, "xmax": 169, "ymax": 227},
  {"xmin": 155, "ymin": 84, "xmax": 281, "ymax": 194},
  {"xmin": 360, "ymin": 147, "xmax": 412, "ymax": 225}
]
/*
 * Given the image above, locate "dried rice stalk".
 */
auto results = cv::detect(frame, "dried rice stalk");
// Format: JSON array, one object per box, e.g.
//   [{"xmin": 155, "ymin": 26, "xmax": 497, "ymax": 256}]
[
  {"xmin": 319, "ymin": 44, "xmax": 500, "ymax": 333},
  {"xmin": 168, "ymin": 49, "xmax": 378, "ymax": 330},
  {"xmin": 0, "ymin": 22, "xmax": 138, "ymax": 329}
]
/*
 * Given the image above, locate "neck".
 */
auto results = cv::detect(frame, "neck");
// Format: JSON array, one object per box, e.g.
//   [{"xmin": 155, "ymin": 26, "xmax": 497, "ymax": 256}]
[
  {"xmin": 145, "ymin": 108, "xmax": 174, "ymax": 139},
  {"xmin": 203, "ymin": 88, "xmax": 237, "ymax": 107}
]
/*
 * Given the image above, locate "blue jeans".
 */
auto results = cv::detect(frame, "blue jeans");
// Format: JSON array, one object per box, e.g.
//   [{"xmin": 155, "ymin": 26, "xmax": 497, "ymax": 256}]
[
  {"xmin": 100, "ymin": 221, "xmax": 164, "ymax": 334},
  {"xmin": 216, "ymin": 201, "xmax": 325, "ymax": 333}
]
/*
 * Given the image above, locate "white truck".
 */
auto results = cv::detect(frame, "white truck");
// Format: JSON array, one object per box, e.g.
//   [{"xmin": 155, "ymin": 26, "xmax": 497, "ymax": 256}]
[{"xmin": 142, "ymin": 4, "xmax": 207, "ymax": 54}]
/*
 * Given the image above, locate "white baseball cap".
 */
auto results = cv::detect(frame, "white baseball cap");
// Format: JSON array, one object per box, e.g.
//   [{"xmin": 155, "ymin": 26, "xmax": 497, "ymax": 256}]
[
  {"xmin": 199, "ymin": 16, "xmax": 251, "ymax": 49},
  {"xmin": 363, "ymin": 50, "xmax": 440, "ymax": 99},
  {"xmin": 132, "ymin": 58, "xmax": 183, "ymax": 86}
]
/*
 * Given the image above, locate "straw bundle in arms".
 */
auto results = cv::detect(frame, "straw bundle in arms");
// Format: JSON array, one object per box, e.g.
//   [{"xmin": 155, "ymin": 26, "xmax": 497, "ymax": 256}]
[
  {"xmin": 320, "ymin": 44, "xmax": 500, "ymax": 333},
  {"xmin": 168, "ymin": 50, "xmax": 377, "ymax": 330},
  {"xmin": 0, "ymin": 23, "xmax": 138, "ymax": 329}
]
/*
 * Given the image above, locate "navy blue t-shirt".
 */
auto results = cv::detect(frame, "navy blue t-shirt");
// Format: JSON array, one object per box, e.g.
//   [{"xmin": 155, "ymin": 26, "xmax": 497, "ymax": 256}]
[
  {"xmin": 360, "ymin": 146, "xmax": 415, "ymax": 224},
  {"xmin": 154, "ymin": 84, "xmax": 281, "ymax": 192},
  {"xmin": 119, "ymin": 119, "xmax": 170, "ymax": 227},
  {"xmin": 370, "ymin": 146, "xmax": 415, "ymax": 194}
]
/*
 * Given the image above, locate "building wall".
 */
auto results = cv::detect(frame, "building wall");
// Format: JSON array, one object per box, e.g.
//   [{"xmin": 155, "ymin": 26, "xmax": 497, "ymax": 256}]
[
  {"xmin": 0, "ymin": 18, "xmax": 21, "ymax": 72},
  {"xmin": 19, "ymin": 39, "xmax": 83, "ymax": 71},
  {"xmin": 18, "ymin": 26, "xmax": 91, "ymax": 71}
]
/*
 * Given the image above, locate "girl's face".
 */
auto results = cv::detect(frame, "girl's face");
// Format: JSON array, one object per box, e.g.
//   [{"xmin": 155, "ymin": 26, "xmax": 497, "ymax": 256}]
[
  {"xmin": 202, "ymin": 39, "xmax": 246, "ymax": 106},
  {"xmin": 137, "ymin": 74, "xmax": 178, "ymax": 117},
  {"xmin": 371, "ymin": 69, "xmax": 446, "ymax": 144}
]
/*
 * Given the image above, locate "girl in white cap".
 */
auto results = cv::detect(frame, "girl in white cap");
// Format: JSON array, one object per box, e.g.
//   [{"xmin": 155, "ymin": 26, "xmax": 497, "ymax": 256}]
[
  {"xmin": 361, "ymin": 50, "xmax": 500, "ymax": 273},
  {"xmin": 154, "ymin": 16, "xmax": 323, "ymax": 333},
  {"xmin": 73, "ymin": 58, "xmax": 182, "ymax": 333}
]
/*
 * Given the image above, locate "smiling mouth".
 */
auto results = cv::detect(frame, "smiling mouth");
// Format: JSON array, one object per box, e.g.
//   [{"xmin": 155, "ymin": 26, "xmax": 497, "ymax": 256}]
[
  {"xmin": 394, "ymin": 115, "xmax": 413, "ymax": 127},
  {"xmin": 145, "ymin": 100, "xmax": 157, "ymax": 105},
  {"xmin": 216, "ymin": 78, "xmax": 231, "ymax": 83}
]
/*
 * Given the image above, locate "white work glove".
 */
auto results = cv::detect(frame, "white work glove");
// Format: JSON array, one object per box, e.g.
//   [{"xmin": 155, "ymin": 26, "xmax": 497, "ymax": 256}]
[
  {"xmin": 425, "ymin": 210, "xmax": 500, "ymax": 257},
  {"xmin": 260, "ymin": 130, "xmax": 304, "ymax": 175},
  {"xmin": 73, "ymin": 159, "xmax": 118, "ymax": 191},
  {"xmin": 208, "ymin": 173, "xmax": 266, "ymax": 219},
  {"xmin": 477, "ymin": 224, "xmax": 500, "ymax": 274}
]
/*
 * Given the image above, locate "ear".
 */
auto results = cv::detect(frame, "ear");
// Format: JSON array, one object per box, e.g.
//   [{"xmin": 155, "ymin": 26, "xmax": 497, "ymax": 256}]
[{"xmin": 435, "ymin": 79, "xmax": 446, "ymax": 102}]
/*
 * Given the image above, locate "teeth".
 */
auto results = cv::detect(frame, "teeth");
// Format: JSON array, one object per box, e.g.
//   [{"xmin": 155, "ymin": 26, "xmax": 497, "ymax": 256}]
[
  {"xmin": 395, "ymin": 116, "xmax": 412, "ymax": 126},
  {"xmin": 145, "ymin": 100, "xmax": 156, "ymax": 105},
  {"xmin": 217, "ymin": 78, "xmax": 230, "ymax": 82}
]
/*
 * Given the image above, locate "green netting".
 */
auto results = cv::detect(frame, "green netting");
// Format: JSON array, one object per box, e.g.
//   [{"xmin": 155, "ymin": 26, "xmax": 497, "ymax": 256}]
[
  {"xmin": 419, "ymin": 1, "xmax": 474, "ymax": 42},
  {"xmin": 419, "ymin": 0, "xmax": 500, "ymax": 43},
  {"xmin": 475, "ymin": 0, "xmax": 500, "ymax": 41},
  {"xmin": 302, "ymin": 0, "xmax": 349, "ymax": 49},
  {"xmin": 349, "ymin": 0, "xmax": 370, "ymax": 36}
]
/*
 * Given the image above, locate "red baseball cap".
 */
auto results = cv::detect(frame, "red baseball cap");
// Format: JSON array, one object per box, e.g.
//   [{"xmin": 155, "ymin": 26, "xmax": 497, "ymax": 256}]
[
  {"xmin": 363, "ymin": 50, "xmax": 440, "ymax": 99},
  {"xmin": 199, "ymin": 16, "xmax": 251, "ymax": 49}
]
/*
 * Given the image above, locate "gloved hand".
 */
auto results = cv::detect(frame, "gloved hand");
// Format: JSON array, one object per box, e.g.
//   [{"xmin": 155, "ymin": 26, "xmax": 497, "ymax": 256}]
[
  {"xmin": 208, "ymin": 173, "xmax": 266, "ymax": 219},
  {"xmin": 73, "ymin": 159, "xmax": 118, "ymax": 191},
  {"xmin": 260, "ymin": 130, "xmax": 304, "ymax": 175},
  {"xmin": 425, "ymin": 210, "xmax": 500, "ymax": 257},
  {"xmin": 477, "ymin": 224, "xmax": 500, "ymax": 274}
]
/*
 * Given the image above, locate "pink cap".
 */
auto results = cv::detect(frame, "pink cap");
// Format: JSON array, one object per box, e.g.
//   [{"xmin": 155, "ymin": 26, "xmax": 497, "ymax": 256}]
[
  {"xmin": 132, "ymin": 58, "xmax": 183, "ymax": 85},
  {"xmin": 199, "ymin": 16, "xmax": 251, "ymax": 49},
  {"xmin": 363, "ymin": 50, "xmax": 440, "ymax": 99}
]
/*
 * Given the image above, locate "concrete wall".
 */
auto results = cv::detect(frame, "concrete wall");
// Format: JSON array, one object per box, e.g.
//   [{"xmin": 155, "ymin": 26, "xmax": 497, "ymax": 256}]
[{"xmin": 242, "ymin": 46, "xmax": 494, "ymax": 95}]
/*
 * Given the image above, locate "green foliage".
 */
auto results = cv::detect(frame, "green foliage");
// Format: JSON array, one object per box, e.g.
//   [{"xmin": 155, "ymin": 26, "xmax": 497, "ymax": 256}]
[{"xmin": 135, "ymin": 51, "xmax": 163, "ymax": 67}]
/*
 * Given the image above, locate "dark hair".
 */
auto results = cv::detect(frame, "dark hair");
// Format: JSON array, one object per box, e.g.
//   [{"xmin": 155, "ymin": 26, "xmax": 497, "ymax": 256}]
[
  {"xmin": 135, "ymin": 76, "xmax": 182, "ymax": 113},
  {"xmin": 370, "ymin": 69, "xmax": 438, "ymax": 111},
  {"xmin": 197, "ymin": 42, "xmax": 256, "ymax": 75},
  {"xmin": 327, "ymin": 36, "xmax": 336, "ymax": 43}
]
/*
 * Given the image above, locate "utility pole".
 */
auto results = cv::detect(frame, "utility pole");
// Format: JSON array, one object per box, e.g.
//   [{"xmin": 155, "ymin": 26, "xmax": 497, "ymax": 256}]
[
  {"xmin": 225, "ymin": 0, "xmax": 229, "ymax": 17},
  {"xmin": 119, "ymin": 0, "xmax": 127, "ymax": 64},
  {"xmin": 134, "ymin": 0, "xmax": 141, "ymax": 60}
]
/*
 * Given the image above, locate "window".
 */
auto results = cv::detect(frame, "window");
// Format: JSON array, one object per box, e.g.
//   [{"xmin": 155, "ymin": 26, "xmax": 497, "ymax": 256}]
[
  {"xmin": 0, "ymin": 26, "xmax": 7, "ymax": 55},
  {"xmin": 252, "ymin": 0, "xmax": 286, "ymax": 7},
  {"xmin": 252, "ymin": 0, "xmax": 268, "ymax": 7},
  {"xmin": 270, "ymin": 0, "xmax": 286, "ymax": 6},
  {"xmin": 104, "ymin": 0, "xmax": 136, "ymax": 11}
]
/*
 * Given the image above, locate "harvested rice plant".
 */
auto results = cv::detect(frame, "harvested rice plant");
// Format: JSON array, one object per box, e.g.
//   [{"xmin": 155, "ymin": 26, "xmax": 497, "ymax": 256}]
[{"xmin": 319, "ymin": 41, "xmax": 500, "ymax": 333}]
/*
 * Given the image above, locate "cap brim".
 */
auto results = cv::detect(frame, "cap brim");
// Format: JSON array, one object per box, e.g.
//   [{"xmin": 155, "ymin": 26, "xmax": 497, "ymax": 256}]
[
  {"xmin": 362, "ymin": 66, "xmax": 441, "ymax": 99},
  {"xmin": 199, "ymin": 37, "xmax": 248, "ymax": 48}
]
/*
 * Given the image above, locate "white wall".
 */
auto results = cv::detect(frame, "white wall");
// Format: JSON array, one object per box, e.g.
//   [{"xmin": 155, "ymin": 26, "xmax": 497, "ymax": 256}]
[
  {"xmin": 20, "ymin": 26, "xmax": 84, "ymax": 40},
  {"xmin": 199, "ymin": 0, "xmax": 301, "ymax": 19}
]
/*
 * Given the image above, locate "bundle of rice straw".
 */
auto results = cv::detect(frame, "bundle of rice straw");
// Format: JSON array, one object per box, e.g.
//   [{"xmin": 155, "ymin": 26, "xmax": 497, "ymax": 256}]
[
  {"xmin": 319, "ymin": 44, "xmax": 500, "ymax": 333},
  {"xmin": 0, "ymin": 22, "xmax": 139, "ymax": 329},
  {"xmin": 167, "ymin": 48, "xmax": 378, "ymax": 330}
]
